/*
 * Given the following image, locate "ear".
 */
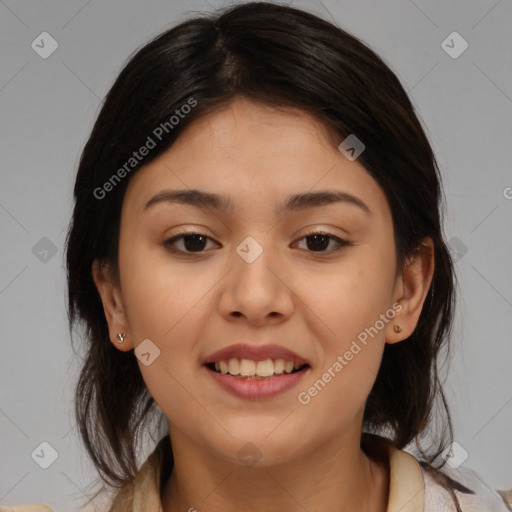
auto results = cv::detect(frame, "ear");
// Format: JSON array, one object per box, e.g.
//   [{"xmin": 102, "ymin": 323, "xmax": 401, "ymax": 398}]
[
  {"xmin": 385, "ymin": 237, "xmax": 435, "ymax": 344},
  {"xmin": 92, "ymin": 259, "xmax": 133, "ymax": 351}
]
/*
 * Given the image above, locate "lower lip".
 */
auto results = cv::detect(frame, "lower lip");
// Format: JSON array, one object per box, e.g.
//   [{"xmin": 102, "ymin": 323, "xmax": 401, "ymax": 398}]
[{"xmin": 204, "ymin": 365, "xmax": 310, "ymax": 400}]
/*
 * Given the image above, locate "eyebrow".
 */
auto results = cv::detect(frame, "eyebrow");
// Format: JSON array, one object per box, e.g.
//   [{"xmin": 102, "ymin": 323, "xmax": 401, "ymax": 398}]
[{"xmin": 143, "ymin": 189, "xmax": 371, "ymax": 216}]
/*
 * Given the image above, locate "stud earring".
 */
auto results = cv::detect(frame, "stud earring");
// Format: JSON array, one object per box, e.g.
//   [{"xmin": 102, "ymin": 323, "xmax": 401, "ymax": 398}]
[
  {"xmin": 393, "ymin": 325, "xmax": 402, "ymax": 333},
  {"xmin": 116, "ymin": 332, "xmax": 126, "ymax": 344}
]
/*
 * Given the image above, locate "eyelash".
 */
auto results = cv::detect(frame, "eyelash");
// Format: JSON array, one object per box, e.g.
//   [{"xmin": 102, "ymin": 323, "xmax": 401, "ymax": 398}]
[{"xmin": 163, "ymin": 229, "xmax": 352, "ymax": 256}]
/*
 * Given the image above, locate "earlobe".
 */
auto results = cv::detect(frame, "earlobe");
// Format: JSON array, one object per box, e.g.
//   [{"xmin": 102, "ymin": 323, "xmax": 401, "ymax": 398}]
[
  {"xmin": 386, "ymin": 238, "xmax": 435, "ymax": 345},
  {"xmin": 91, "ymin": 259, "xmax": 133, "ymax": 351}
]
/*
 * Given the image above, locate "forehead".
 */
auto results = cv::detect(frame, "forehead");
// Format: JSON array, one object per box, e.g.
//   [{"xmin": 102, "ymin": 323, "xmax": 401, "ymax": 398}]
[
  {"xmin": 122, "ymin": 97, "xmax": 389, "ymax": 220},
  {"xmin": 171, "ymin": 97, "xmax": 341, "ymax": 157}
]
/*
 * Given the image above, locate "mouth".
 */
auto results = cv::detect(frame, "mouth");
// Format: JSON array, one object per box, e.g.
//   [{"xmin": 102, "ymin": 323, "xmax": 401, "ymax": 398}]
[
  {"xmin": 202, "ymin": 343, "xmax": 311, "ymax": 399},
  {"xmin": 203, "ymin": 342, "xmax": 311, "ymax": 379},
  {"xmin": 203, "ymin": 360, "xmax": 311, "ymax": 400},
  {"xmin": 204, "ymin": 359, "xmax": 310, "ymax": 380}
]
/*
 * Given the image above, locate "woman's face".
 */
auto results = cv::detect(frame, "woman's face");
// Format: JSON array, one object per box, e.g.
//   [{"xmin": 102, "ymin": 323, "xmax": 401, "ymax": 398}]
[{"xmin": 98, "ymin": 96, "xmax": 413, "ymax": 466}]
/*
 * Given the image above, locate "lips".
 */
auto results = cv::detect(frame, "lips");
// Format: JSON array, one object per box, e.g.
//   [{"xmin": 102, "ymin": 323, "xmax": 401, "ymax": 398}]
[
  {"xmin": 203, "ymin": 343, "xmax": 309, "ymax": 367},
  {"xmin": 202, "ymin": 343, "xmax": 311, "ymax": 399}
]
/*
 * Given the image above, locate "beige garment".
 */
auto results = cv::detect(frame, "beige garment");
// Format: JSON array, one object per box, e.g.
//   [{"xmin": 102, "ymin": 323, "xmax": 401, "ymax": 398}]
[{"xmin": 2, "ymin": 437, "xmax": 510, "ymax": 511}]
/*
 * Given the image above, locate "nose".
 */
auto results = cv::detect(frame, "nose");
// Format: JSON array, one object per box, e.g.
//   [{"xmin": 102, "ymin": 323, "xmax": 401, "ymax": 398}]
[{"xmin": 217, "ymin": 240, "xmax": 295, "ymax": 326}]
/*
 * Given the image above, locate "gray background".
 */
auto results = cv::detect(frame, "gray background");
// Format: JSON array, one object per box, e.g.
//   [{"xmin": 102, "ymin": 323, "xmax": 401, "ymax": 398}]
[{"xmin": 1, "ymin": 0, "xmax": 511, "ymax": 510}]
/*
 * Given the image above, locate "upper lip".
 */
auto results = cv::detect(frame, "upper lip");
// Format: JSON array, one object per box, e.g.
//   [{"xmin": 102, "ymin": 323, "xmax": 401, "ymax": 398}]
[{"xmin": 203, "ymin": 343, "xmax": 309, "ymax": 366}]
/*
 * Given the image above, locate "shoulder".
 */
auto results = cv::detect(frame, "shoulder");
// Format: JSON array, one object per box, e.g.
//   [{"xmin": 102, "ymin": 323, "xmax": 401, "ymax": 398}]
[
  {"xmin": 0, "ymin": 506, "xmax": 54, "ymax": 512},
  {"xmin": 364, "ymin": 434, "xmax": 511, "ymax": 512},
  {"xmin": 421, "ymin": 464, "xmax": 511, "ymax": 511}
]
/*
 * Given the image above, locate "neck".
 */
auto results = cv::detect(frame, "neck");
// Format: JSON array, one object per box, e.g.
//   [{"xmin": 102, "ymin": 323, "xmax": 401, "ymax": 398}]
[{"xmin": 161, "ymin": 428, "xmax": 389, "ymax": 512}]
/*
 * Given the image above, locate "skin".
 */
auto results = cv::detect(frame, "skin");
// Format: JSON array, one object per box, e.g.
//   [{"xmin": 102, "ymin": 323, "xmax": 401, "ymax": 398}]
[{"xmin": 93, "ymin": 96, "xmax": 434, "ymax": 512}]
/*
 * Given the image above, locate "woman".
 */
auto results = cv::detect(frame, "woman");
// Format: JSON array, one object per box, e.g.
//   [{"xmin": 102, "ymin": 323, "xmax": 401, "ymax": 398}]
[{"xmin": 4, "ymin": 2, "xmax": 509, "ymax": 511}]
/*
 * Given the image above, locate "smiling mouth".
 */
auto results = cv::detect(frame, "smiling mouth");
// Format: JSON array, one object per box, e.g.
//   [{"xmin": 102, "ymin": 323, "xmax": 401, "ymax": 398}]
[{"xmin": 204, "ymin": 359, "xmax": 310, "ymax": 380}]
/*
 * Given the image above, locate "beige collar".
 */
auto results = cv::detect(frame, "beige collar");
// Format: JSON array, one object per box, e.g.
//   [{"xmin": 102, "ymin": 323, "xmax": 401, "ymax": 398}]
[
  {"xmin": 114, "ymin": 437, "xmax": 425, "ymax": 512},
  {"xmin": 386, "ymin": 443, "xmax": 425, "ymax": 512}
]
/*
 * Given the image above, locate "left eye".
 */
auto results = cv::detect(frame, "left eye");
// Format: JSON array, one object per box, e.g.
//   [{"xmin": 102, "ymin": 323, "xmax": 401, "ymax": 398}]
[
  {"xmin": 163, "ymin": 231, "xmax": 350, "ymax": 254},
  {"xmin": 294, "ymin": 231, "xmax": 350, "ymax": 253}
]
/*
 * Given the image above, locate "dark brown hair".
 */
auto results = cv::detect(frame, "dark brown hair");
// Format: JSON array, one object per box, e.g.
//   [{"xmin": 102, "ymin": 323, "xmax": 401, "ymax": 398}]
[{"xmin": 65, "ymin": 1, "xmax": 466, "ymax": 508}]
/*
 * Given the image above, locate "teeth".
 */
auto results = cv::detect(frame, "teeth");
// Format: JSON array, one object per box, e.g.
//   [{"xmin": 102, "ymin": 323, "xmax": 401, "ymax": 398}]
[
  {"xmin": 256, "ymin": 359, "xmax": 274, "ymax": 377},
  {"xmin": 219, "ymin": 360, "xmax": 229, "ymax": 374},
  {"xmin": 228, "ymin": 358, "xmax": 240, "ymax": 375},
  {"xmin": 284, "ymin": 361, "xmax": 294, "ymax": 373},
  {"xmin": 274, "ymin": 358, "xmax": 285, "ymax": 374},
  {"xmin": 239, "ymin": 359, "xmax": 256, "ymax": 376},
  {"xmin": 210, "ymin": 358, "xmax": 305, "ymax": 377}
]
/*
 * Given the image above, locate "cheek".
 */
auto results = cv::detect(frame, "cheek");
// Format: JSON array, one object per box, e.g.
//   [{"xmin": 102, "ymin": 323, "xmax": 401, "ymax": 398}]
[
  {"xmin": 295, "ymin": 251, "xmax": 394, "ymax": 401},
  {"xmin": 294, "ymin": 274, "xmax": 388, "ymax": 433},
  {"xmin": 303, "ymin": 254, "xmax": 394, "ymax": 348},
  {"xmin": 118, "ymin": 237, "xmax": 208, "ymax": 339},
  {"xmin": 137, "ymin": 357, "xmax": 213, "ymax": 442},
  {"xmin": 118, "ymin": 239, "xmax": 216, "ymax": 375}
]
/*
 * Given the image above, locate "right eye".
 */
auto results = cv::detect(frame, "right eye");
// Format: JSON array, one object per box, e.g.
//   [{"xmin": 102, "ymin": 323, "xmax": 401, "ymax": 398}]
[{"xmin": 163, "ymin": 231, "xmax": 220, "ymax": 254}]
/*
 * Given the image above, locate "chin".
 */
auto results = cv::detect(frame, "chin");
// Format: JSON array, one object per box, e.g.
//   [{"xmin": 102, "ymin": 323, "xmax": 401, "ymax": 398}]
[{"xmin": 207, "ymin": 428, "xmax": 308, "ymax": 469}]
